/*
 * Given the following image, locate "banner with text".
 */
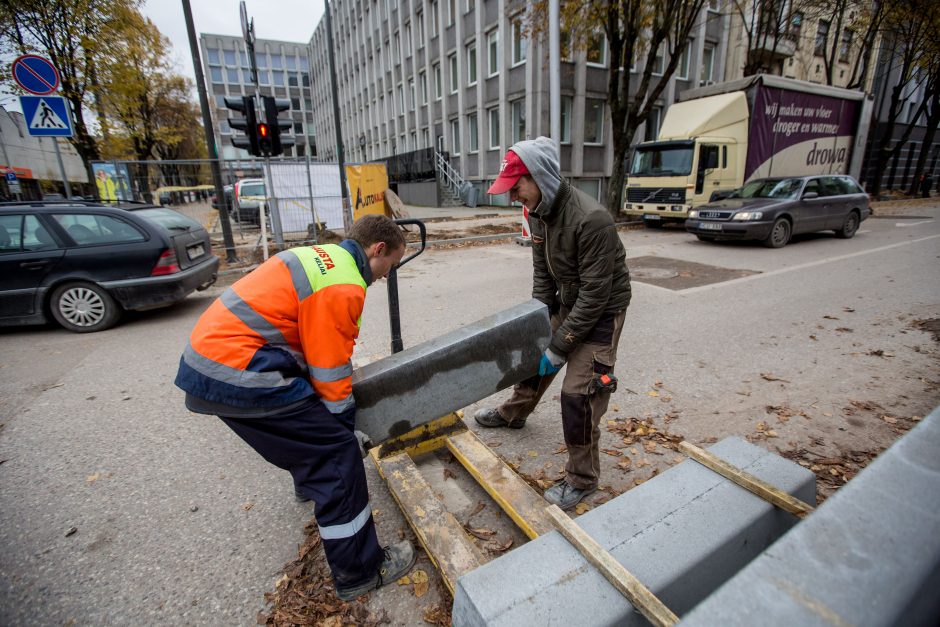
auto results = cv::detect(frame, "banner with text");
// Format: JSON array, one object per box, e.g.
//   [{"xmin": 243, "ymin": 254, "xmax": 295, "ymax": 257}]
[
  {"xmin": 345, "ymin": 164, "xmax": 389, "ymax": 220},
  {"xmin": 746, "ymin": 85, "xmax": 860, "ymax": 181}
]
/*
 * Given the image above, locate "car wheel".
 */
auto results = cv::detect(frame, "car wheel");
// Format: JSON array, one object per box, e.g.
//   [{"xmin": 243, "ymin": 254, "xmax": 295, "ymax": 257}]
[
  {"xmin": 643, "ymin": 219, "xmax": 664, "ymax": 229},
  {"xmin": 50, "ymin": 281, "xmax": 121, "ymax": 333},
  {"xmin": 696, "ymin": 234, "xmax": 716, "ymax": 242},
  {"xmin": 836, "ymin": 210, "xmax": 860, "ymax": 239},
  {"xmin": 762, "ymin": 218, "xmax": 791, "ymax": 248}
]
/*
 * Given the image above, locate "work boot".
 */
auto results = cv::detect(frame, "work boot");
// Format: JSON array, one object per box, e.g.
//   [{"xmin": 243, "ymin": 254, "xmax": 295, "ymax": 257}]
[
  {"xmin": 473, "ymin": 407, "xmax": 525, "ymax": 429},
  {"xmin": 335, "ymin": 540, "xmax": 417, "ymax": 601},
  {"xmin": 543, "ymin": 480, "xmax": 596, "ymax": 511},
  {"xmin": 294, "ymin": 485, "xmax": 311, "ymax": 503}
]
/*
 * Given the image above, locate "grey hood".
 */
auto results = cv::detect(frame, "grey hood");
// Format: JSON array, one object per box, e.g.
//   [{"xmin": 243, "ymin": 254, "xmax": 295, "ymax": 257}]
[{"xmin": 509, "ymin": 137, "xmax": 562, "ymax": 214}]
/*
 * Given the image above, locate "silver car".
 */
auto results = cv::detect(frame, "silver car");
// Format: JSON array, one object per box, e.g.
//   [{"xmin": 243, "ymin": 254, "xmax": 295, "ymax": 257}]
[{"xmin": 685, "ymin": 175, "xmax": 870, "ymax": 248}]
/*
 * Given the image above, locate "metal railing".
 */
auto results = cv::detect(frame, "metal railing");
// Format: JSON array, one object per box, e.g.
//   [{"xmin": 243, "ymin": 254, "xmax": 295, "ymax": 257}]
[{"xmin": 435, "ymin": 150, "xmax": 464, "ymax": 196}]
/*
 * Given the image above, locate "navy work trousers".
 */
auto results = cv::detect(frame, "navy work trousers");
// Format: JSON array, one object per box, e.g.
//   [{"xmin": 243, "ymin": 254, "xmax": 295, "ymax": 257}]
[{"xmin": 220, "ymin": 398, "xmax": 383, "ymax": 587}]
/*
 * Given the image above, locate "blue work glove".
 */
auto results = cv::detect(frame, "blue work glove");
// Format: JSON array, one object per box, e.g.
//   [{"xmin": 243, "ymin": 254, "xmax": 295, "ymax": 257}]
[{"xmin": 538, "ymin": 348, "xmax": 566, "ymax": 376}]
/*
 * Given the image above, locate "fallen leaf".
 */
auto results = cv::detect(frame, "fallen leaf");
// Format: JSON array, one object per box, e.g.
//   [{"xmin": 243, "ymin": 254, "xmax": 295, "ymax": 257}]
[
  {"xmin": 65, "ymin": 526, "xmax": 77, "ymax": 537},
  {"xmin": 843, "ymin": 307, "xmax": 855, "ymax": 312},
  {"xmin": 648, "ymin": 390, "xmax": 659, "ymax": 397},
  {"xmin": 554, "ymin": 444, "xmax": 567, "ymax": 454},
  {"xmin": 809, "ymin": 335, "xmax": 818, "ymax": 341},
  {"xmin": 760, "ymin": 373, "xmax": 791, "ymax": 383},
  {"xmin": 630, "ymin": 447, "xmax": 639, "ymax": 455},
  {"xmin": 397, "ymin": 575, "xmax": 411, "ymax": 585},
  {"xmin": 766, "ymin": 430, "xmax": 778, "ymax": 438},
  {"xmin": 756, "ymin": 421, "xmax": 768, "ymax": 432},
  {"xmin": 466, "ymin": 527, "xmax": 497, "ymax": 540},
  {"xmin": 823, "ymin": 412, "xmax": 833, "ymax": 417},
  {"xmin": 243, "ymin": 502, "xmax": 254, "ymax": 511},
  {"xmin": 672, "ymin": 455, "xmax": 684, "ymax": 464},
  {"xmin": 912, "ymin": 415, "xmax": 923, "ymax": 422},
  {"xmin": 601, "ymin": 448, "xmax": 623, "ymax": 457},
  {"xmin": 412, "ymin": 569, "xmax": 429, "ymax": 597},
  {"xmin": 835, "ymin": 327, "xmax": 853, "ymax": 333},
  {"xmin": 823, "ymin": 315, "xmax": 839, "ymax": 320},
  {"xmin": 635, "ymin": 458, "xmax": 651, "ymax": 468},
  {"xmin": 86, "ymin": 472, "xmax": 100, "ymax": 483},
  {"xmin": 593, "ymin": 494, "xmax": 611, "ymax": 505},
  {"xmin": 443, "ymin": 468, "xmax": 457, "ymax": 481},
  {"xmin": 616, "ymin": 457, "xmax": 633, "ymax": 470},
  {"xmin": 575, "ymin": 503, "xmax": 591, "ymax": 515},
  {"xmin": 611, "ymin": 405, "xmax": 620, "ymax": 412},
  {"xmin": 643, "ymin": 441, "xmax": 657, "ymax": 453},
  {"xmin": 882, "ymin": 415, "xmax": 898, "ymax": 424},
  {"xmin": 527, "ymin": 450, "xmax": 539, "ymax": 458}
]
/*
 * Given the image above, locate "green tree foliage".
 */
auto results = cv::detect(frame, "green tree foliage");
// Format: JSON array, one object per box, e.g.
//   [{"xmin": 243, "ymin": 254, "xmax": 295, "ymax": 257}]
[{"xmin": 524, "ymin": 0, "xmax": 709, "ymax": 215}]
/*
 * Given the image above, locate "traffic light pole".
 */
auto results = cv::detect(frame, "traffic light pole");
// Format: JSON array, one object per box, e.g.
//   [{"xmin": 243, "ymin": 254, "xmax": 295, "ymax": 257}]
[
  {"xmin": 325, "ymin": 0, "xmax": 352, "ymax": 233},
  {"xmin": 183, "ymin": 0, "xmax": 237, "ymax": 262}
]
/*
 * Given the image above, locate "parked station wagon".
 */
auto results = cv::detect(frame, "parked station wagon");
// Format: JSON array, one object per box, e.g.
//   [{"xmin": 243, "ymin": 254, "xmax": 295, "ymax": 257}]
[
  {"xmin": 0, "ymin": 200, "xmax": 219, "ymax": 332},
  {"xmin": 685, "ymin": 175, "xmax": 870, "ymax": 248}
]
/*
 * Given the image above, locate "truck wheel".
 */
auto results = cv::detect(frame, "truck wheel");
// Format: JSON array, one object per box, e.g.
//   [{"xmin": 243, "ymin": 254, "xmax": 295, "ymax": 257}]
[
  {"xmin": 762, "ymin": 218, "xmax": 791, "ymax": 248},
  {"xmin": 836, "ymin": 210, "xmax": 860, "ymax": 239},
  {"xmin": 50, "ymin": 281, "xmax": 121, "ymax": 333}
]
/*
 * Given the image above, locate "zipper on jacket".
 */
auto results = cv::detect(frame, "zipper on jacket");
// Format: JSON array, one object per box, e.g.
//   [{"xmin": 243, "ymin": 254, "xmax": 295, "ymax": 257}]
[{"xmin": 540, "ymin": 215, "xmax": 557, "ymax": 281}]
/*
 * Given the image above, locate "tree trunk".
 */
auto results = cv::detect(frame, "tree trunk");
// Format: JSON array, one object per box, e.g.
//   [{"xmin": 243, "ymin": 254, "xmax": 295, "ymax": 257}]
[{"xmin": 907, "ymin": 89, "xmax": 939, "ymax": 195}]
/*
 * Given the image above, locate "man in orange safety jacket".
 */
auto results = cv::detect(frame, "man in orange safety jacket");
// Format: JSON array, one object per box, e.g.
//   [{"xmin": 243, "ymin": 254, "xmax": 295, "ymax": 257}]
[{"xmin": 175, "ymin": 214, "xmax": 415, "ymax": 601}]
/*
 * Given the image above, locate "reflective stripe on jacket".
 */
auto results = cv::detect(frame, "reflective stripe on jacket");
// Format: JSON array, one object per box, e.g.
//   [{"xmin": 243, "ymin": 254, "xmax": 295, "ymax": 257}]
[{"xmin": 175, "ymin": 243, "xmax": 367, "ymax": 414}]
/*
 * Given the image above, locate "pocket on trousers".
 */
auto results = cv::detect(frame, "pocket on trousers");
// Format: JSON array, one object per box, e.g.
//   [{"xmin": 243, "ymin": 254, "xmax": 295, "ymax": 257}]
[
  {"xmin": 561, "ymin": 392, "xmax": 591, "ymax": 446},
  {"xmin": 583, "ymin": 314, "xmax": 615, "ymax": 346}
]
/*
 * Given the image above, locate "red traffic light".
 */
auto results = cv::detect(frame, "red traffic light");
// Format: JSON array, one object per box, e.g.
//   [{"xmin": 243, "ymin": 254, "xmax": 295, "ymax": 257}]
[{"xmin": 257, "ymin": 122, "xmax": 269, "ymax": 138}]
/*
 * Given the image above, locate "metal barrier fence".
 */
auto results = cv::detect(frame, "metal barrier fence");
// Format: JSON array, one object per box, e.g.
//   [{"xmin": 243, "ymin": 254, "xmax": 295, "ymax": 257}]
[{"xmin": 113, "ymin": 157, "xmax": 349, "ymax": 258}]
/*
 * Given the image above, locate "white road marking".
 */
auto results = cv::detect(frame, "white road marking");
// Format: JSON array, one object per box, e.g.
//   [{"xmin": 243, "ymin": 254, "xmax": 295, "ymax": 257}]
[
  {"xmin": 896, "ymin": 220, "xmax": 934, "ymax": 228},
  {"xmin": 678, "ymin": 233, "xmax": 940, "ymax": 295}
]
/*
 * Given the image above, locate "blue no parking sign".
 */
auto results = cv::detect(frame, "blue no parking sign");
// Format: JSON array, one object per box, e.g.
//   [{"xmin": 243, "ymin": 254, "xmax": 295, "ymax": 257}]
[{"xmin": 12, "ymin": 55, "xmax": 61, "ymax": 96}]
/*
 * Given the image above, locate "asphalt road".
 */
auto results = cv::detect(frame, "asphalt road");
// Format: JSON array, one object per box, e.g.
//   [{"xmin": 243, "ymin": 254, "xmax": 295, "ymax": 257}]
[{"xmin": 1, "ymin": 204, "xmax": 938, "ymax": 625}]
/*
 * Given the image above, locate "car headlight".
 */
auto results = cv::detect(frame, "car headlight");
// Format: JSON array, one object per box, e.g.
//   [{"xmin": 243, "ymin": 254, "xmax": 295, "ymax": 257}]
[
  {"xmin": 732, "ymin": 211, "xmax": 763, "ymax": 221},
  {"xmin": 688, "ymin": 210, "xmax": 699, "ymax": 219}
]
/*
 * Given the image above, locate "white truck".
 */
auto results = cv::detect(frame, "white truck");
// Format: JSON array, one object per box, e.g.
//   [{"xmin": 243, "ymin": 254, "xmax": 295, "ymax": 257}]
[{"xmin": 623, "ymin": 74, "xmax": 872, "ymax": 227}]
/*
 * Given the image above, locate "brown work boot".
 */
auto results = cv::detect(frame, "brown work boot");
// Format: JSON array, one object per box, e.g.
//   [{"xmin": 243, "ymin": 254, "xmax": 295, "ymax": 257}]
[
  {"xmin": 473, "ymin": 407, "xmax": 525, "ymax": 429},
  {"xmin": 335, "ymin": 540, "xmax": 416, "ymax": 601}
]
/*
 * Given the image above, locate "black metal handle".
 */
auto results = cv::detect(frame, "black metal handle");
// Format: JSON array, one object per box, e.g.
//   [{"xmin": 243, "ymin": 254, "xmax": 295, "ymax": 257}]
[
  {"xmin": 20, "ymin": 260, "xmax": 50, "ymax": 270},
  {"xmin": 386, "ymin": 219, "xmax": 426, "ymax": 354}
]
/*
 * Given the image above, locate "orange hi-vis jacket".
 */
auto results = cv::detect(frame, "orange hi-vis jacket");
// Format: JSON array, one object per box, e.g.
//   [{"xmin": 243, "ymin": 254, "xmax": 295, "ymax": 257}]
[{"xmin": 175, "ymin": 242, "xmax": 369, "ymax": 415}]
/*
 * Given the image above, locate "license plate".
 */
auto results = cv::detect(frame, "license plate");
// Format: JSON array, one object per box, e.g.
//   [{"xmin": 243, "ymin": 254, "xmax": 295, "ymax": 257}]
[
  {"xmin": 644, "ymin": 214, "xmax": 661, "ymax": 220},
  {"xmin": 187, "ymin": 243, "xmax": 205, "ymax": 260},
  {"xmin": 699, "ymin": 222, "xmax": 722, "ymax": 231}
]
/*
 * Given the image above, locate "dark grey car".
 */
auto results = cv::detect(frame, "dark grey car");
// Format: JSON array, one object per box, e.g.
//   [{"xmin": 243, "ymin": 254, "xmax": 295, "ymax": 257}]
[{"xmin": 685, "ymin": 175, "xmax": 870, "ymax": 248}]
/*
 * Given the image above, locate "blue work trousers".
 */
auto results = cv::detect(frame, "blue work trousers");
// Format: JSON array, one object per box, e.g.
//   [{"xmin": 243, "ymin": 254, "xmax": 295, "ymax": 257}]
[{"xmin": 220, "ymin": 398, "xmax": 383, "ymax": 587}]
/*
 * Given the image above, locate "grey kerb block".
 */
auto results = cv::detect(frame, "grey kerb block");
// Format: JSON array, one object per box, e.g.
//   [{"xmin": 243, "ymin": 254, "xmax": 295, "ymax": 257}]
[
  {"xmin": 353, "ymin": 299, "xmax": 551, "ymax": 446},
  {"xmin": 681, "ymin": 405, "xmax": 940, "ymax": 627},
  {"xmin": 452, "ymin": 437, "xmax": 815, "ymax": 627}
]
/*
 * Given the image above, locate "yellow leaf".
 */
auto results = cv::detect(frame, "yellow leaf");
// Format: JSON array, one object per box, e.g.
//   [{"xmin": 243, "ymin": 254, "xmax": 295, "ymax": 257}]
[
  {"xmin": 648, "ymin": 391, "xmax": 659, "ymax": 397},
  {"xmin": 412, "ymin": 569, "xmax": 429, "ymax": 597},
  {"xmin": 630, "ymin": 447, "xmax": 639, "ymax": 455},
  {"xmin": 275, "ymin": 574, "xmax": 289, "ymax": 589},
  {"xmin": 86, "ymin": 472, "xmax": 100, "ymax": 483},
  {"xmin": 397, "ymin": 575, "xmax": 411, "ymax": 586},
  {"xmin": 575, "ymin": 503, "xmax": 591, "ymax": 515},
  {"xmin": 643, "ymin": 441, "xmax": 657, "ymax": 453},
  {"xmin": 527, "ymin": 450, "xmax": 538, "ymax": 458},
  {"xmin": 243, "ymin": 502, "xmax": 254, "ymax": 511},
  {"xmin": 611, "ymin": 405, "xmax": 620, "ymax": 412}
]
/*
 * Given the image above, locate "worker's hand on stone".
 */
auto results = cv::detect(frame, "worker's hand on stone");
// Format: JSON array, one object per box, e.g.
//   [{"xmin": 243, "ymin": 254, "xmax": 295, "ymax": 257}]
[
  {"xmin": 354, "ymin": 430, "xmax": 373, "ymax": 458},
  {"xmin": 538, "ymin": 348, "xmax": 565, "ymax": 376}
]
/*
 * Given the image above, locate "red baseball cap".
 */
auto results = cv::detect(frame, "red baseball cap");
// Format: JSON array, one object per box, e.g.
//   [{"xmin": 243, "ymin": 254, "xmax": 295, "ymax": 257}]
[{"xmin": 487, "ymin": 150, "xmax": 529, "ymax": 195}]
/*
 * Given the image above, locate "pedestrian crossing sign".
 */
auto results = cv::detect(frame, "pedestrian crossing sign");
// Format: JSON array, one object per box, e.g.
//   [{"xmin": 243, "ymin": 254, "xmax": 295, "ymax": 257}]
[{"xmin": 20, "ymin": 95, "xmax": 73, "ymax": 137}]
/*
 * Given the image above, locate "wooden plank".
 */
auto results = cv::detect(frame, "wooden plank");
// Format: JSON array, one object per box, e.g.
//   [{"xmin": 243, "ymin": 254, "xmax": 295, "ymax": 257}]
[
  {"xmin": 679, "ymin": 441, "xmax": 815, "ymax": 519},
  {"xmin": 372, "ymin": 450, "xmax": 485, "ymax": 594},
  {"xmin": 446, "ymin": 430, "xmax": 555, "ymax": 539},
  {"xmin": 546, "ymin": 505, "xmax": 679, "ymax": 627}
]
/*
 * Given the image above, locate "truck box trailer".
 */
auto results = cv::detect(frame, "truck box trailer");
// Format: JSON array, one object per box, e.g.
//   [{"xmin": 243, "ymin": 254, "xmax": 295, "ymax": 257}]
[{"xmin": 622, "ymin": 74, "xmax": 872, "ymax": 226}]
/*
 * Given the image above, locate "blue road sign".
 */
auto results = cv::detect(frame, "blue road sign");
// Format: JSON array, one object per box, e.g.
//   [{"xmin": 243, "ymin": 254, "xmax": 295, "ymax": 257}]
[
  {"xmin": 20, "ymin": 96, "xmax": 73, "ymax": 137},
  {"xmin": 5, "ymin": 171, "xmax": 17, "ymax": 183},
  {"xmin": 12, "ymin": 55, "xmax": 60, "ymax": 96}
]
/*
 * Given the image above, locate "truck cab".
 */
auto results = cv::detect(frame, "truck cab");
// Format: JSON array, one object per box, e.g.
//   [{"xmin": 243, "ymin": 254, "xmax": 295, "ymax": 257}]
[{"xmin": 622, "ymin": 92, "xmax": 748, "ymax": 227}]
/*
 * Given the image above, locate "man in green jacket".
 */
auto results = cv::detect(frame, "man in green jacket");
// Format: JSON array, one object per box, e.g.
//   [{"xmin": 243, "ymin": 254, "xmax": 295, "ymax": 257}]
[{"xmin": 475, "ymin": 136, "xmax": 632, "ymax": 510}]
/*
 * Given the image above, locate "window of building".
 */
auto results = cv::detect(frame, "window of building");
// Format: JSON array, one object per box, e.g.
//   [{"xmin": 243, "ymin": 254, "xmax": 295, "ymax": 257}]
[
  {"xmin": 258, "ymin": 70, "xmax": 270, "ymax": 85},
  {"xmin": 700, "ymin": 45, "xmax": 715, "ymax": 84},
  {"xmin": 288, "ymin": 74, "xmax": 298, "ymax": 87},
  {"xmin": 839, "ymin": 29, "xmax": 853, "ymax": 62},
  {"xmin": 294, "ymin": 122, "xmax": 303, "ymax": 134},
  {"xmin": 451, "ymin": 119, "xmax": 461, "ymax": 154},
  {"xmin": 257, "ymin": 53, "xmax": 268, "ymax": 69},
  {"xmin": 287, "ymin": 56, "xmax": 297, "ymax": 70},
  {"xmin": 273, "ymin": 70, "xmax": 284, "ymax": 86},
  {"xmin": 488, "ymin": 107, "xmax": 500, "ymax": 149},
  {"xmin": 210, "ymin": 67, "xmax": 223, "ymax": 83},
  {"xmin": 226, "ymin": 68, "xmax": 239, "ymax": 83},
  {"xmin": 405, "ymin": 23, "xmax": 413, "ymax": 56},
  {"xmin": 586, "ymin": 31, "xmax": 607, "ymax": 66},
  {"xmin": 815, "ymin": 20, "xmax": 829, "ymax": 57},
  {"xmin": 291, "ymin": 97, "xmax": 301, "ymax": 110},
  {"xmin": 220, "ymin": 120, "xmax": 231, "ymax": 134},
  {"xmin": 419, "ymin": 70, "xmax": 428, "ymax": 104},
  {"xmin": 434, "ymin": 63, "xmax": 442, "ymax": 99},
  {"xmin": 224, "ymin": 50, "xmax": 236, "ymax": 66},
  {"xmin": 422, "ymin": 128, "xmax": 430, "ymax": 148},
  {"xmin": 302, "ymin": 73, "xmax": 310, "ymax": 87},
  {"xmin": 560, "ymin": 96, "xmax": 572, "ymax": 143},
  {"xmin": 207, "ymin": 48, "xmax": 220, "ymax": 65},
  {"xmin": 511, "ymin": 99, "xmax": 525, "ymax": 143},
  {"xmin": 468, "ymin": 44, "xmax": 477, "ymax": 85},
  {"xmin": 645, "ymin": 106, "xmax": 662, "ymax": 141},
  {"xmin": 574, "ymin": 179, "xmax": 601, "ymax": 201},
  {"xmin": 465, "ymin": 0, "xmax": 475, "ymax": 11},
  {"xmin": 790, "ymin": 11, "xmax": 803, "ymax": 41},
  {"xmin": 512, "ymin": 17, "xmax": 527, "ymax": 66},
  {"xmin": 214, "ymin": 94, "xmax": 226, "ymax": 107},
  {"xmin": 677, "ymin": 44, "xmax": 692, "ymax": 80},
  {"xmin": 468, "ymin": 112, "xmax": 479, "ymax": 152},
  {"xmin": 449, "ymin": 53, "xmax": 459, "ymax": 93},
  {"xmin": 447, "ymin": 0, "xmax": 455, "ymax": 26},
  {"xmin": 398, "ymin": 84, "xmax": 404, "ymax": 112},
  {"xmin": 707, "ymin": 0, "xmax": 720, "ymax": 12},
  {"xmin": 408, "ymin": 78, "xmax": 416, "ymax": 108},
  {"xmin": 431, "ymin": 1, "xmax": 439, "ymax": 37},
  {"xmin": 240, "ymin": 51, "xmax": 248, "ymax": 67},
  {"xmin": 487, "ymin": 30, "xmax": 499, "ymax": 76},
  {"xmin": 271, "ymin": 54, "xmax": 283, "ymax": 70},
  {"xmin": 651, "ymin": 45, "xmax": 665, "ymax": 75},
  {"xmin": 416, "ymin": 12, "xmax": 424, "ymax": 43},
  {"xmin": 584, "ymin": 98, "xmax": 604, "ymax": 144}
]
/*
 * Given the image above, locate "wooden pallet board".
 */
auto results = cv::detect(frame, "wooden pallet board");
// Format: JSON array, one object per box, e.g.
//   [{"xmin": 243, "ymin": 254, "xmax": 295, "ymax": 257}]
[
  {"xmin": 446, "ymin": 430, "xmax": 555, "ymax": 539},
  {"xmin": 372, "ymin": 450, "xmax": 485, "ymax": 594}
]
